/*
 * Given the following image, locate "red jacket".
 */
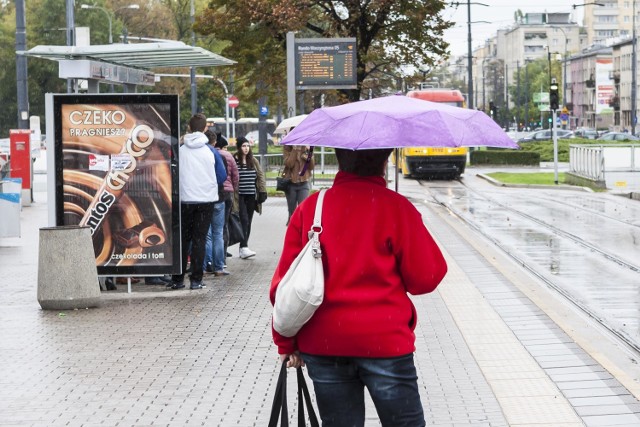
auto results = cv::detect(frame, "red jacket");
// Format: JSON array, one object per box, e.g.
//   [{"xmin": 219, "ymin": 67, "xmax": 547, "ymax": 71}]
[{"xmin": 270, "ymin": 171, "xmax": 447, "ymax": 357}]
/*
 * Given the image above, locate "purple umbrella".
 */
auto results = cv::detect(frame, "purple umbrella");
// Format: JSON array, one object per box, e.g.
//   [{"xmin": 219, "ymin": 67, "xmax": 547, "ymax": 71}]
[{"xmin": 281, "ymin": 95, "xmax": 519, "ymax": 150}]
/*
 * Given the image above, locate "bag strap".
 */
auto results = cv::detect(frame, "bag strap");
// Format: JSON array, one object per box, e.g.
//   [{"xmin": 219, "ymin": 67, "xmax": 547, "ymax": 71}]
[
  {"xmin": 296, "ymin": 368, "xmax": 320, "ymax": 427},
  {"xmin": 268, "ymin": 359, "xmax": 289, "ymax": 427},
  {"xmin": 308, "ymin": 189, "xmax": 326, "ymax": 259},
  {"xmin": 299, "ymin": 147, "xmax": 314, "ymax": 176}
]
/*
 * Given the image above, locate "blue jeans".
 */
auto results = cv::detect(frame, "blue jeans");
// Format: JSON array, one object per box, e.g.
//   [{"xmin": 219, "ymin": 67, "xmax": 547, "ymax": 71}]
[
  {"xmin": 301, "ymin": 353, "xmax": 424, "ymax": 427},
  {"xmin": 203, "ymin": 202, "xmax": 226, "ymax": 272}
]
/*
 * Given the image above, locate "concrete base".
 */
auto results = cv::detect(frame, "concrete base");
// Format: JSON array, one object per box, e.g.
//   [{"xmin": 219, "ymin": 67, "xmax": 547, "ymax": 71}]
[
  {"xmin": 37, "ymin": 226, "xmax": 101, "ymax": 310},
  {"xmin": 565, "ymin": 172, "xmax": 607, "ymax": 190}
]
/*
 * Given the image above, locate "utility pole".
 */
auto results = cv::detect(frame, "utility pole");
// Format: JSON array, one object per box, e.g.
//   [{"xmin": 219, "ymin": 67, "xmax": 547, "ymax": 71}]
[
  {"xmin": 15, "ymin": 0, "xmax": 28, "ymax": 129},
  {"xmin": 190, "ymin": 0, "xmax": 197, "ymax": 115},
  {"xmin": 65, "ymin": 0, "xmax": 75, "ymax": 93},
  {"xmin": 504, "ymin": 63, "xmax": 509, "ymax": 131},
  {"xmin": 516, "ymin": 61, "xmax": 520, "ymax": 129},
  {"xmin": 632, "ymin": 0, "xmax": 637, "ymax": 135},
  {"xmin": 525, "ymin": 63, "xmax": 529, "ymax": 130},
  {"xmin": 467, "ymin": 0, "xmax": 473, "ymax": 109}
]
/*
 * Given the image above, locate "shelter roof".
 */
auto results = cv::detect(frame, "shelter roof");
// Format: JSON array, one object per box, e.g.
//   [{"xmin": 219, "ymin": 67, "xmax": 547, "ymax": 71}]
[{"xmin": 17, "ymin": 42, "xmax": 235, "ymax": 69}]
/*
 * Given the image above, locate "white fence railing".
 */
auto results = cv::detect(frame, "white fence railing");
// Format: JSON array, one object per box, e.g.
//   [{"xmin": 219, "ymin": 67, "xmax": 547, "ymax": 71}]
[{"xmin": 569, "ymin": 144, "xmax": 640, "ymax": 182}]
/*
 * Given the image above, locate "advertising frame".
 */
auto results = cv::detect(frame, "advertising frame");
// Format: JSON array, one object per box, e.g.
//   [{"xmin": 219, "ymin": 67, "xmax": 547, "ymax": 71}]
[{"xmin": 52, "ymin": 93, "xmax": 180, "ymax": 277}]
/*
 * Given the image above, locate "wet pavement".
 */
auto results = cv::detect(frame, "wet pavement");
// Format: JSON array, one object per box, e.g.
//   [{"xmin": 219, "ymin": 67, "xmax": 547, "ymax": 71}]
[{"xmin": 411, "ymin": 168, "xmax": 640, "ymax": 352}]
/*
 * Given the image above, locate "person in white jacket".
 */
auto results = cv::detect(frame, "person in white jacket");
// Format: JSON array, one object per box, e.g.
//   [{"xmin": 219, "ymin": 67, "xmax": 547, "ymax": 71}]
[{"xmin": 170, "ymin": 113, "xmax": 219, "ymax": 290}]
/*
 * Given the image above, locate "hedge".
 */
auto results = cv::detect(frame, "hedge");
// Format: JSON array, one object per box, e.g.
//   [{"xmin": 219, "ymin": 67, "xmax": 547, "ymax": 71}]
[{"xmin": 470, "ymin": 150, "xmax": 540, "ymax": 165}]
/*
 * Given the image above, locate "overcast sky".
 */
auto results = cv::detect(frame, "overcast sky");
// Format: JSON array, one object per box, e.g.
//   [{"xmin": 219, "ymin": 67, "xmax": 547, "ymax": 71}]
[{"xmin": 442, "ymin": 0, "xmax": 585, "ymax": 58}]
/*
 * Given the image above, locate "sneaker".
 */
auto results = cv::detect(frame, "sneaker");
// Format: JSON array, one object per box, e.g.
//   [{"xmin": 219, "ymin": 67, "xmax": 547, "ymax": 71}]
[
  {"xmin": 239, "ymin": 247, "xmax": 256, "ymax": 259},
  {"xmin": 204, "ymin": 262, "xmax": 214, "ymax": 274},
  {"xmin": 170, "ymin": 281, "xmax": 185, "ymax": 290},
  {"xmin": 214, "ymin": 270, "xmax": 231, "ymax": 277},
  {"xmin": 190, "ymin": 281, "xmax": 206, "ymax": 290}
]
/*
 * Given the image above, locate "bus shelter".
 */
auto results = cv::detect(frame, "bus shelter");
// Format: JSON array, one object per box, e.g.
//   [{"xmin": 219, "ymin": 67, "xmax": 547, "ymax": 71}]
[
  {"xmin": 16, "ymin": 42, "xmax": 235, "ymax": 292},
  {"xmin": 17, "ymin": 41, "xmax": 235, "ymax": 92}
]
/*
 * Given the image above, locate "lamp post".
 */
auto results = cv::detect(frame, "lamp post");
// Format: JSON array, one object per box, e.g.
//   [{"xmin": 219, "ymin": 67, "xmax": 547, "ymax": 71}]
[
  {"xmin": 571, "ymin": 2, "xmax": 605, "ymax": 9},
  {"xmin": 464, "ymin": 1, "xmax": 489, "ymax": 109},
  {"xmin": 80, "ymin": 3, "xmax": 139, "ymax": 44},
  {"xmin": 481, "ymin": 56, "xmax": 493, "ymax": 113},
  {"xmin": 632, "ymin": 0, "xmax": 637, "ymax": 135}
]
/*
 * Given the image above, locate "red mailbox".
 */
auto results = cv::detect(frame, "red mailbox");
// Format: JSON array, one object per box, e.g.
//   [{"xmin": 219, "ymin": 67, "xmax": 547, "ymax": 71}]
[{"xmin": 9, "ymin": 129, "xmax": 31, "ymax": 190}]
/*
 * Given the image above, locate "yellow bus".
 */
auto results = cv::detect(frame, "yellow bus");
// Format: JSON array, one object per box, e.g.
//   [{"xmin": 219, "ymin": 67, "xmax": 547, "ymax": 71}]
[{"xmin": 394, "ymin": 89, "xmax": 468, "ymax": 179}]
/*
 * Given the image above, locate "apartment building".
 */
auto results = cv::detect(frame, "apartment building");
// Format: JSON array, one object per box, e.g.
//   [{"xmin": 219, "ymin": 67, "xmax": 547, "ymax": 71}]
[
  {"xmin": 452, "ymin": 7, "xmax": 639, "ymax": 132},
  {"xmin": 567, "ymin": 46, "xmax": 614, "ymax": 130},
  {"xmin": 583, "ymin": 1, "xmax": 636, "ymax": 45}
]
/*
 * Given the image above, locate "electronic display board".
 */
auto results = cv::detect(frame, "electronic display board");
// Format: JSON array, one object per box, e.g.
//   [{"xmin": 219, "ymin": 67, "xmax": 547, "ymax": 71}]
[
  {"xmin": 295, "ymin": 38, "xmax": 357, "ymax": 89},
  {"xmin": 52, "ymin": 94, "xmax": 181, "ymax": 277}
]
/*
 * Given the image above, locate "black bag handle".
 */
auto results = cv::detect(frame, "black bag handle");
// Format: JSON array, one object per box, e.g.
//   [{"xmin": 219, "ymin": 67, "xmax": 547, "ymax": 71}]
[{"xmin": 269, "ymin": 358, "xmax": 320, "ymax": 427}]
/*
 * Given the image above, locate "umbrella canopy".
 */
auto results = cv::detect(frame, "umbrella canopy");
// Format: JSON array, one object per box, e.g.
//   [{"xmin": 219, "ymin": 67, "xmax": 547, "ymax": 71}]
[
  {"xmin": 274, "ymin": 114, "xmax": 309, "ymax": 135},
  {"xmin": 281, "ymin": 95, "xmax": 519, "ymax": 150}
]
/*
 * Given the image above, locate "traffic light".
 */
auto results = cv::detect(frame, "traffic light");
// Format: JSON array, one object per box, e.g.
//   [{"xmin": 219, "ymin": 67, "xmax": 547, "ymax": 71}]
[
  {"xmin": 549, "ymin": 79, "xmax": 559, "ymax": 111},
  {"xmin": 489, "ymin": 101, "xmax": 495, "ymax": 116}
]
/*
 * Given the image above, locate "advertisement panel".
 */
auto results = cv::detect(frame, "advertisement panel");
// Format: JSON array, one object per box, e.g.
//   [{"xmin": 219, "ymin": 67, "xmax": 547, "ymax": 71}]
[
  {"xmin": 596, "ymin": 58, "xmax": 614, "ymax": 115},
  {"xmin": 53, "ymin": 94, "xmax": 180, "ymax": 276}
]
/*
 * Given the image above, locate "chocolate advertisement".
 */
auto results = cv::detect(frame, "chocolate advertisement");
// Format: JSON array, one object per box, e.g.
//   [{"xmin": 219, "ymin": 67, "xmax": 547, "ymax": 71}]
[{"xmin": 53, "ymin": 94, "xmax": 180, "ymax": 276}]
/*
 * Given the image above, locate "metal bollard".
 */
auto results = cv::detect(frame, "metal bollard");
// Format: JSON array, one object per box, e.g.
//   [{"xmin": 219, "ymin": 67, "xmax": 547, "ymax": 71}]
[{"xmin": 37, "ymin": 225, "xmax": 101, "ymax": 310}]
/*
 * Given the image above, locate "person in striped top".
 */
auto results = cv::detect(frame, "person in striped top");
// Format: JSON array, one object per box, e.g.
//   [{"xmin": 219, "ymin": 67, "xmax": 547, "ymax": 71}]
[{"xmin": 233, "ymin": 137, "xmax": 267, "ymax": 259}]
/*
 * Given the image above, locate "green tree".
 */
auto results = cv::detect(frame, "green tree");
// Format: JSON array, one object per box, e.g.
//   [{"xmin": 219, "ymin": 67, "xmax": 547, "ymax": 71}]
[
  {"xmin": 195, "ymin": 0, "xmax": 452, "ymax": 105},
  {"xmin": 509, "ymin": 58, "xmax": 562, "ymax": 129}
]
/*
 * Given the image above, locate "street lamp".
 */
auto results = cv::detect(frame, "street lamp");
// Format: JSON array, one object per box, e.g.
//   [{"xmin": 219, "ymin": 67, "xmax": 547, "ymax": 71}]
[
  {"xmin": 632, "ymin": 0, "xmax": 637, "ymax": 135},
  {"xmin": 80, "ymin": 3, "xmax": 139, "ymax": 44},
  {"xmin": 481, "ymin": 56, "xmax": 493, "ymax": 112},
  {"xmin": 572, "ymin": 2, "xmax": 605, "ymax": 8},
  {"xmin": 460, "ymin": 0, "xmax": 489, "ymax": 109}
]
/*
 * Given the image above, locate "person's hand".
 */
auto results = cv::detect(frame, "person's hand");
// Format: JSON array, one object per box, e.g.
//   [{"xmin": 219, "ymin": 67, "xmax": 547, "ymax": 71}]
[
  {"xmin": 257, "ymin": 191, "xmax": 268, "ymax": 204},
  {"xmin": 280, "ymin": 352, "xmax": 304, "ymax": 368}
]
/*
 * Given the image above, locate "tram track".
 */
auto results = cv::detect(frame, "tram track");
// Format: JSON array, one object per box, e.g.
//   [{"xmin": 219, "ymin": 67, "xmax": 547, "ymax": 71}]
[{"xmin": 414, "ymin": 178, "xmax": 640, "ymax": 355}]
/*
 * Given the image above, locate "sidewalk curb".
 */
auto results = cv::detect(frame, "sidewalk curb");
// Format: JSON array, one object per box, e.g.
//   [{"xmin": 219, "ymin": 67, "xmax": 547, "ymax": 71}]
[{"xmin": 476, "ymin": 173, "xmax": 594, "ymax": 192}]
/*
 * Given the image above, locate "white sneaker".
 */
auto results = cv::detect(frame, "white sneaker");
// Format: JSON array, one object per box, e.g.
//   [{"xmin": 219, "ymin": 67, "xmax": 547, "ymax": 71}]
[{"xmin": 239, "ymin": 247, "xmax": 256, "ymax": 259}]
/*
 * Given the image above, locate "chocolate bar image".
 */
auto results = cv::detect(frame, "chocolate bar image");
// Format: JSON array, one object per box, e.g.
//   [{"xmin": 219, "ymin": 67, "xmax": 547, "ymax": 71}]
[{"xmin": 115, "ymin": 220, "xmax": 166, "ymax": 248}]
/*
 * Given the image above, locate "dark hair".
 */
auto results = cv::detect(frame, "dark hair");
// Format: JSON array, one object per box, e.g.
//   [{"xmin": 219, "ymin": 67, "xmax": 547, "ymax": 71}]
[
  {"xmin": 214, "ymin": 133, "xmax": 229, "ymax": 149},
  {"xmin": 335, "ymin": 148, "xmax": 393, "ymax": 176},
  {"xmin": 204, "ymin": 129, "xmax": 217, "ymax": 145},
  {"xmin": 234, "ymin": 137, "xmax": 256, "ymax": 170},
  {"xmin": 189, "ymin": 113, "xmax": 207, "ymax": 133}
]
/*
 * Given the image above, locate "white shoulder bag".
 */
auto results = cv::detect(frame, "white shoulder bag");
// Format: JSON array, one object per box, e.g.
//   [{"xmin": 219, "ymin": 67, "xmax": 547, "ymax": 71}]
[{"xmin": 273, "ymin": 189, "xmax": 326, "ymax": 337}]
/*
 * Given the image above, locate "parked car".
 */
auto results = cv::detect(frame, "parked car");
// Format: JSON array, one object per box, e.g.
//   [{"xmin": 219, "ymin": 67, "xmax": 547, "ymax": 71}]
[
  {"xmin": 596, "ymin": 132, "xmax": 640, "ymax": 141},
  {"xmin": 574, "ymin": 128, "xmax": 599, "ymax": 139},
  {"xmin": 517, "ymin": 129, "xmax": 574, "ymax": 143}
]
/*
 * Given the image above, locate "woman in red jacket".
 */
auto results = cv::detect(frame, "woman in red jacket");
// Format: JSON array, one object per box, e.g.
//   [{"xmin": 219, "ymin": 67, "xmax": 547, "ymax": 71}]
[{"xmin": 270, "ymin": 148, "xmax": 448, "ymax": 427}]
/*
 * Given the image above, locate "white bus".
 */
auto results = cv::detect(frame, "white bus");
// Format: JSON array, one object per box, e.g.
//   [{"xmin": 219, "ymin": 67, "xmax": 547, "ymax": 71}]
[{"xmin": 207, "ymin": 117, "xmax": 278, "ymax": 145}]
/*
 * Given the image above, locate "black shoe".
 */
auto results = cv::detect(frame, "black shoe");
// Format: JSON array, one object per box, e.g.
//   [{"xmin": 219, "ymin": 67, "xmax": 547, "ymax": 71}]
[
  {"xmin": 204, "ymin": 262, "xmax": 214, "ymax": 273},
  {"xmin": 145, "ymin": 277, "xmax": 171, "ymax": 285},
  {"xmin": 226, "ymin": 252, "xmax": 232, "ymax": 258},
  {"xmin": 170, "ymin": 282, "xmax": 185, "ymax": 290},
  {"xmin": 190, "ymin": 281, "xmax": 206, "ymax": 290},
  {"xmin": 105, "ymin": 278, "xmax": 117, "ymax": 291}
]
